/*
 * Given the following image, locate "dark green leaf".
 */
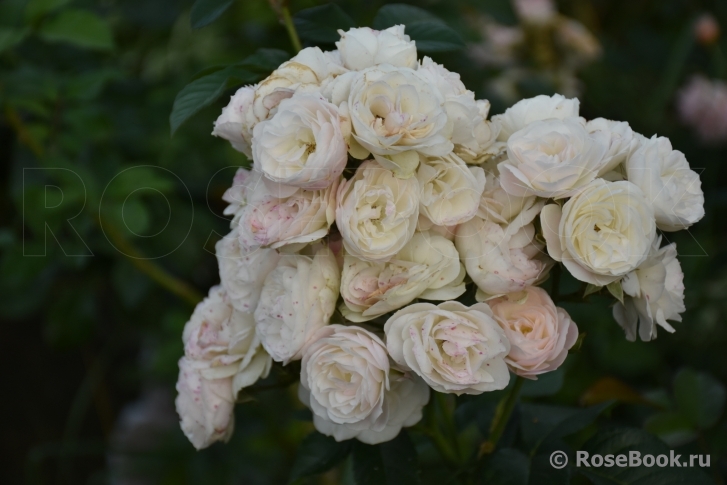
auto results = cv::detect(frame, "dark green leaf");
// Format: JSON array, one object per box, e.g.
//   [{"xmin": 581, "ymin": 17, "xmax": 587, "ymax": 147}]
[
  {"xmin": 521, "ymin": 368, "xmax": 564, "ymax": 397},
  {"xmin": 288, "ymin": 432, "xmax": 352, "ymax": 483},
  {"xmin": 579, "ymin": 427, "xmax": 713, "ymax": 485},
  {"xmin": 520, "ymin": 401, "xmax": 612, "ymax": 452},
  {"xmin": 352, "ymin": 430, "xmax": 419, "ymax": 485},
  {"xmin": 239, "ymin": 48, "xmax": 291, "ymax": 73},
  {"xmin": 674, "ymin": 368, "xmax": 726, "ymax": 429},
  {"xmin": 190, "ymin": 0, "xmax": 234, "ymax": 29},
  {"xmin": 530, "ymin": 442, "xmax": 571, "ymax": 485},
  {"xmin": 169, "ymin": 67, "xmax": 255, "ymax": 135},
  {"xmin": 405, "ymin": 21, "xmax": 466, "ymax": 52},
  {"xmin": 25, "ymin": 0, "xmax": 69, "ymax": 22},
  {"xmin": 39, "ymin": 9, "xmax": 114, "ymax": 51},
  {"xmin": 0, "ymin": 27, "xmax": 28, "ymax": 53},
  {"xmin": 293, "ymin": 4, "xmax": 355, "ymax": 44},
  {"xmin": 478, "ymin": 448, "xmax": 529, "ymax": 485},
  {"xmin": 644, "ymin": 412, "xmax": 698, "ymax": 447},
  {"xmin": 372, "ymin": 4, "xmax": 439, "ymax": 29},
  {"xmin": 372, "ymin": 4, "xmax": 464, "ymax": 52}
]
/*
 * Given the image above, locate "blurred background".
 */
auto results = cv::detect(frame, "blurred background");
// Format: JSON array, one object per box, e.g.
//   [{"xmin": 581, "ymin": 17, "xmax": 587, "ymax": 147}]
[{"xmin": 1, "ymin": 0, "xmax": 727, "ymax": 483}]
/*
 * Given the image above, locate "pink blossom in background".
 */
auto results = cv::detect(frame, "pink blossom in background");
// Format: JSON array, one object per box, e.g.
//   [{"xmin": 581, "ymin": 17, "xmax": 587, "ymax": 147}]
[
  {"xmin": 512, "ymin": 0, "xmax": 556, "ymax": 24},
  {"xmin": 677, "ymin": 75, "xmax": 727, "ymax": 144}
]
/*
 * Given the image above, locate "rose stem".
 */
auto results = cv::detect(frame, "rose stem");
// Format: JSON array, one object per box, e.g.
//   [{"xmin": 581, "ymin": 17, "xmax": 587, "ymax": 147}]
[
  {"xmin": 280, "ymin": 4, "xmax": 302, "ymax": 53},
  {"xmin": 479, "ymin": 375, "xmax": 525, "ymax": 456}
]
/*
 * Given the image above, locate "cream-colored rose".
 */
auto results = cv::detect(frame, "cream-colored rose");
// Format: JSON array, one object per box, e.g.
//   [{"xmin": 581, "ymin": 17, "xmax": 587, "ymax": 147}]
[
  {"xmin": 251, "ymin": 47, "xmax": 347, "ymax": 127},
  {"xmin": 340, "ymin": 231, "xmax": 466, "ymax": 321},
  {"xmin": 252, "ymin": 92, "xmax": 347, "ymax": 194},
  {"xmin": 488, "ymin": 286, "xmax": 578, "ymax": 378},
  {"xmin": 255, "ymin": 246, "xmax": 340, "ymax": 363},
  {"xmin": 625, "ymin": 135, "xmax": 704, "ymax": 232},
  {"xmin": 493, "ymin": 94, "xmax": 580, "ymax": 141},
  {"xmin": 216, "ymin": 229, "xmax": 280, "ymax": 313},
  {"xmin": 613, "ymin": 237, "xmax": 685, "ymax": 341},
  {"xmin": 541, "ymin": 179, "xmax": 656, "ymax": 286},
  {"xmin": 585, "ymin": 117, "xmax": 638, "ymax": 176},
  {"xmin": 175, "ymin": 357, "xmax": 235, "ymax": 450},
  {"xmin": 212, "ymin": 86, "xmax": 255, "ymax": 157},
  {"xmin": 298, "ymin": 324, "xmax": 429, "ymax": 444},
  {"xmin": 385, "ymin": 301, "xmax": 511, "ymax": 394},
  {"xmin": 455, "ymin": 102, "xmax": 506, "ymax": 165},
  {"xmin": 182, "ymin": 286, "xmax": 272, "ymax": 393},
  {"xmin": 336, "ymin": 160, "xmax": 419, "ymax": 261},
  {"xmin": 456, "ymin": 176, "xmax": 550, "ymax": 297},
  {"xmin": 348, "ymin": 65, "xmax": 452, "ymax": 177},
  {"xmin": 499, "ymin": 117, "xmax": 608, "ymax": 198},
  {"xmin": 336, "ymin": 25, "xmax": 417, "ymax": 71},
  {"xmin": 417, "ymin": 153, "xmax": 486, "ymax": 226},
  {"xmin": 234, "ymin": 170, "xmax": 338, "ymax": 251}
]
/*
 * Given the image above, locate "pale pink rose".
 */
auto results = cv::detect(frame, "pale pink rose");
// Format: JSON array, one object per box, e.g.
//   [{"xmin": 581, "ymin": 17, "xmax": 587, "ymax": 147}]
[
  {"xmin": 232, "ymin": 170, "xmax": 338, "ymax": 251},
  {"xmin": 175, "ymin": 357, "xmax": 235, "ymax": 450},
  {"xmin": 677, "ymin": 75, "xmax": 727, "ymax": 143},
  {"xmin": 488, "ymin": 286, "xmax": 578, "ymax": 378}
]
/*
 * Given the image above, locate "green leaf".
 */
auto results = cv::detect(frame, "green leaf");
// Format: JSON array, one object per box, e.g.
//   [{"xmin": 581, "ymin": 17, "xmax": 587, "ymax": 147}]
[
  {"xmin": 405, "ymin": 21, "xmax": 466, "ymax": 52},
  {"xmin": 0, "ymin": 27, "xmax": 28, "ymax": 53},
  {"xmin": 288, "ymin": 432, "xmax": 352, "ymax": 483},
  {"xmin": 373, "ymin": 4, "xmax": 439, "ymax": 29},
  {"xmin": 606, "ymin": 280, "xmax": 624, "ymax": 304},
  {"xmin": 169, "ymin": 66, "xmax": 256, "ymax": 135},
  {"xmin": 39, "ymin": 9, "xmax": 114, "ymax": 51},
  {"xmin": 478, "ymin": 448, "xmax": 529, "ymax": 485},
  {"xmin": 25, "ymin": 0, "xmax": 69, "ymax": 21},
  {"xmin": 521, "ymin": 368, "xmax": 564, "ymax": 397},
  {"xmin": 521, "ymin": 402, "xmax": 612, "ymax": 453},
  {"xmin": 293, "ymin": 4, "xmax": 355, "ymax": 44},
  {"xmin": 644, "ymin": 412, "xmax": 698, "ymax": 447},
  {"xmin": 239, "ymin": 48, "xmax": 291, "ymax": 73},
  {"xmin": 372, "ymin": 4, "xmax": 465, "ymax": 52},
  {"xmin": 579, "ymin": 427, "xmax": 713, "ymax": 485},
  {"xmin": 673, "ymin": 368, "xmax": 726, "ymax": 429},
  {"xmin": 190, "ymin": 0, "xmax": 234, "ymax": 29},
  {"xmin": 352, "ymin": 430, "xmax": 419, "ymax": 485}
]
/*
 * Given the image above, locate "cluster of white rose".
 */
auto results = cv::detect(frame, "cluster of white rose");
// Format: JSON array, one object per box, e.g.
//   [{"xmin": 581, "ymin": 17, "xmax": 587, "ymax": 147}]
[{"xmin": 175, "ymin": 25, "xmax": 705, "ymax": 450}]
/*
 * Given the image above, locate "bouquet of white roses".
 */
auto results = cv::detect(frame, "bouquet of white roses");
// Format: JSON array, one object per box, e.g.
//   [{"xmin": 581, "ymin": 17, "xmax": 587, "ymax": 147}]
[{"xmin": 173, "ymin": 23, "xmax": 704, "ymax": 454}]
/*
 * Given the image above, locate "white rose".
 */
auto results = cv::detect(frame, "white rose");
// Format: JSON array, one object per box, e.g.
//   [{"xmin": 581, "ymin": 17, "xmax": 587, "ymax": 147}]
[
  {"xmin": 175, "ymin": 357, "xmax": 235, "ymax": 450},
  {"xmin": 298, "ymin": 324, "xmax": 429, "ymax": 444},
  {"xmin": 216, "ymin": 229, "xmax": 280, "ymax": 313},
  {"xmin": 613, "ymin": 237, "xmax": 685, "ymax": 341},
  {"xmin": 541, "ymin": 179, "xmax": 656, "ymax": 285},
  {"xmin": 340, "ymin": 231, "xmax": 466, "ymax": 321},
  {"xmin": 417, "ymin": 153, "xmax": 486, "ymax": 226},
  {"xmin": 625, "ymin": 135, "xmax": 705, "ymax": 232},
  {"xmin": 252, "ymin": 47, "xmax": 347, "ymax": 126},
  {"xmin": 385, "ymin": 301, "xmax": 511, "ymax": 394},
  {"xmin": 234, "ymin": 170, "xmax": 338, "ymax": 251},
  {"xmin": 336, "ymin": 25, "xmax": 417, "ymax": 71},
  {"xmin": 222, "ymin": 168, "xmax": 252, "ymax": 226},
  {"xmin": 499, "ymin": 117, "xmax": 608, "ymax": 198},
  {"xmin": 182, "ymin": 286, "xmax": 272, "ymax": 392},
  {"xmin": 492, "ymin": 93, "xmax": 580, "ymax": 141},
  {"xmin": 252, "ymin": 92, "xmax": 347, "ymax": 194},
  {"xmin": 212, "ymin": 86, "xmax": 255, "ymax": 157},
  {"xmin": 456, "ymin": 176, "xmax": 551, "ymax": 297},
  {"xmin": 585, "ymin": 117, "xmax": 638, "ymax": 176},
  {"xmin": 348, "ymin": 65, "xmax": 452, "ymax": 177},
  {"xmin": 336, "ymin": 160, "xmax": 419, "ymax": 261},
  {"xmin": 488, "ymin": 286, "xmax": 579, "ymax": 378},
  {"xmin": 255, "ymin": 246, "xmax": 340, "ymax": 363}
]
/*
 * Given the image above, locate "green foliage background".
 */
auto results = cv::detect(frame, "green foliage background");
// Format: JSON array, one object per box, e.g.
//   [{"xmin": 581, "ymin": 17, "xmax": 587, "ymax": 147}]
[{"xmin": 1, "ymin": 0, "xmax": 727, "ymax": 484}]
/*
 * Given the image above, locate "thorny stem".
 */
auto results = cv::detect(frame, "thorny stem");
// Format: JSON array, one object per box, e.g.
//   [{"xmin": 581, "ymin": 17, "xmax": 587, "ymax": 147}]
[{"xmin": 479, "ymin": 376, "xmax": 525, "ymax": 456}]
